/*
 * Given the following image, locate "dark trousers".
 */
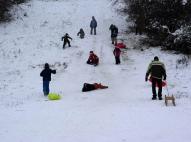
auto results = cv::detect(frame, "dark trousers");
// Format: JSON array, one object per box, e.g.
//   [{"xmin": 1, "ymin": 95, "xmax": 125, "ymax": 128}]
[
  {"xmin": 80, "ymin": 35, "xmax": 84, "ymax": 39},
  {"xmin": 63, "ymin": 40, "xmax": 71, "ymax": 48},
  {"xmin": 87, "ymin": 60, "xmax": 98, "ymax": 66},
  {"xmin": 43, "ymin": 81, "xmax": 50, "ymax": 96},
  {"xmin": 152, "ymin": 78, "xmax": 162, "ymax": 98},
  {"xmin": 90, "ymin": 28, "xmax": 96, "ymax": 35},
  {"xmin": 115, "ymin": 56, "xmax": 120, "ymax": 64},
  {"xmin": 87, "ymin": 60, "xmax": 93, "ymax": 65},
  {"xmin": 111, "ymin": 37, "xmax": 117, "ymax": 44}
]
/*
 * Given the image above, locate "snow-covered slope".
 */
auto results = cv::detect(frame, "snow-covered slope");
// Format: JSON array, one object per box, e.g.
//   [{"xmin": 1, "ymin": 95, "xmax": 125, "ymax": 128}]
[{"xmin": 0, "ymin": 0, "xmax": 191, "ymax": 142}]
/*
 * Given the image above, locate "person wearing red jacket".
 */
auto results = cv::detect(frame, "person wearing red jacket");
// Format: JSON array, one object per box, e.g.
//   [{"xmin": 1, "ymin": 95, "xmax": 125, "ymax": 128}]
[
  {"xmin": 87, "ymin": 51, "xmax": 99, "ymax": 66},
  {"xmin": 113, "ymin": 47, "xmax": 121, "ymax": 64}
]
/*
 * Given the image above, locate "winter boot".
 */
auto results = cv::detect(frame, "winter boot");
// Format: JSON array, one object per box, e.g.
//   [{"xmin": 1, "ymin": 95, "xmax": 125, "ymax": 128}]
[
  {"xmin": 158, "ymin": 96, "xmax": 163, "ymax": 100},
  {"xmin": 152, "ymin": 95, "xmax": 157, "ymax": 100}
]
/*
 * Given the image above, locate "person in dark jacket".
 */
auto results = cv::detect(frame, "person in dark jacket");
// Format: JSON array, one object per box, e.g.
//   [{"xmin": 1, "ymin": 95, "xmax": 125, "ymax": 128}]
[
  {"xmin": 61, "ymin": 33, "xmax": 72, "ymax": 48},
  {"xmin": 82, "ymin": 83, "xmax": 108, "ymax": 92},
  {"xmin": 145, "ymin": 56, "xmax": 166, "ymax": 100},
  {"xmin": 87, "ymin": 51, "xmax": 99, "ymax": 66},
  {"xmin": 77, "ymin": 28, "xmax": 85, "ymax": 39},
  {"xmin": 109, "ymin": 24, "xmax": 118, "ymax": 44},
  {"xmin": 90, "ymin": 16, "xmax": 97, "ymax": 35},
  {"xmin": 113, "ymin": 47, "xmax": 121, "ymax": 64},
  {"xmin": 40, "ymin": 63, "xmax": 56, "ymax": 96}
]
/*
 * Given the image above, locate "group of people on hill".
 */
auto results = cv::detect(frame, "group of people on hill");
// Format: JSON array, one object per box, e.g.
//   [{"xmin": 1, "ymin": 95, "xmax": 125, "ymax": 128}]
[
  {"xmin": 40, "ymin": 16, "xmax": 167, "ymax": 100},
  {"xmin": 61, "ymin": 16, "xmax": 122, "ymax": 66},
  {"xmin": 61, "ymin": 16, "xmax": 97, "ymax": 49},
  {"xmin": 41, "ymin": 16, "xmax": 107, "ymax": 95}
]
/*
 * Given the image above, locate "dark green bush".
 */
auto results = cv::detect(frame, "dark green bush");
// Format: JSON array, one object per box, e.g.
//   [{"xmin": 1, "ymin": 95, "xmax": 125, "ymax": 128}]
[
  {"xmin": 126, "ymin": 0, "xmax": 191, "ymax": 54},
  {"xmin": 0, "ymin": 0, "xmax": 28, "ymax": 22}
]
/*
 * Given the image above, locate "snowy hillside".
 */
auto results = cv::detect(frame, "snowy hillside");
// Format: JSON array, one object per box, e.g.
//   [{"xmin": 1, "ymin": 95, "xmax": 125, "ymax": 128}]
[{"xmin": 0, "ymin": 0, "xmax": 191, "ymax": 142}]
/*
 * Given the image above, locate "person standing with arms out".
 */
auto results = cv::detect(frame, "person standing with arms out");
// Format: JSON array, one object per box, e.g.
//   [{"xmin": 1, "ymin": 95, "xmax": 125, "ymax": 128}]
[
  {"xmin": 61, "ymin": 33, "xmax": 72, "ymax": 48},
  {"xmin": 109, "ymin": 24, "xmax": 118, "ymax": 45},
  {"xmin": 90, "ymin": 16, "xmax": 97, "ymax": 35},
  {"xmin": 145, "ymin": 56, "xmax": 167, "ymax": 100},
  {"xmin": 40, "ymin": 63, "xmax": 56, "ymax": 96},
  {"xmin": 113, "ymin": 47, "xmax": 121, "ymax": 65}
]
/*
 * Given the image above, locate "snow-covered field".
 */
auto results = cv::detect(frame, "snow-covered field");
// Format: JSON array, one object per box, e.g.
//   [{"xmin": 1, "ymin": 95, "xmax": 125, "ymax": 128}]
[{"xmin": 0, "ymin": 0, "xmax": 191, "ymax": 141}]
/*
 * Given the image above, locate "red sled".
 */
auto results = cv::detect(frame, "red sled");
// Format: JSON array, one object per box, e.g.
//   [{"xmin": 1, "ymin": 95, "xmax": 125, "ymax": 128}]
[
  {"xmin": 149, "ymin": 77, "xmax": 166, "ymax": 87},
  {"xmin": 115, "ymin": 42, "xmax": 126, "ymax": 49}
]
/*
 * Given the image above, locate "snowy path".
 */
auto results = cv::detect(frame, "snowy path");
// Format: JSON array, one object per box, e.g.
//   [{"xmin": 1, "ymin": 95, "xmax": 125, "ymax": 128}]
[{"xmin": 0, "ymin": 0, "xmax": 191, "ymax": 142}]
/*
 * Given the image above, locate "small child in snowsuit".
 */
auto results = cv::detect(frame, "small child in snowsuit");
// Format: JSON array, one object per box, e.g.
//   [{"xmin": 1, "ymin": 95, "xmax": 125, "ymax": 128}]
[
  {"xmin": 61, "ymin": 33, "xmax": 72, "ymax": 48},
  {"xmin": 113, "ymin": 47, "xmax": 121, "ymax": 64},
  {"xmin": 87, "ymin": 51, "xmax": 99, "ymax": 66},
  {"xmin": 77, "ymin": 28, "xmax": 85, "ymax": 39},
  {"xmin": 40, "ymin": 63, "xmax": 56, "ymax": 96},
  {"xmin": 82, "ymin": 83, "xmax": 108, "ymax": 92}
]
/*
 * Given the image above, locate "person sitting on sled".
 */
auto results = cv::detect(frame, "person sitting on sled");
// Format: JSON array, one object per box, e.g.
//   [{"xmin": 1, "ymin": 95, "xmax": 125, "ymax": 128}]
[
  {"xmin": 87, "ymin": 51, "xmax": 99, "ymax": 66},
  {"xmin": 145, "ymin": 56, "xmax": 167, "ymax": 100},
  {"xmin": 82, "ymin": 83, "xmax": 108, "ymax": 92},
  {"xmin": 77, "ymin": 28, "xmax": 85, "ymax": 39}
]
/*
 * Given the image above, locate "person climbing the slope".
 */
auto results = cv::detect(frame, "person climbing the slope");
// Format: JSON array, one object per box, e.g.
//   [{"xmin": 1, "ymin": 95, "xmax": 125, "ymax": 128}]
[
  {"xmin": 113, "ymin": 46, "xmax": 121, "ymax": 65},
  {"xmin": 77, "ymin": 28, "xmax": 85, "ymax": 39},
  {"xmin": 109, "ymin": 24, "xmax": 118, "ymax": 45},
  {"xmin": 145, "ymin": 56, "xmax": 167, "ymax": 100}
]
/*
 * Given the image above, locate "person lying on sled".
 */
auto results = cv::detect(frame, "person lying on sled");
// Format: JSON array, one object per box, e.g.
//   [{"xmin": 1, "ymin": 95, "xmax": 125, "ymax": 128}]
[{"xmin": 82, "ymin": 83, "xmax": 108, "ymax": 92}]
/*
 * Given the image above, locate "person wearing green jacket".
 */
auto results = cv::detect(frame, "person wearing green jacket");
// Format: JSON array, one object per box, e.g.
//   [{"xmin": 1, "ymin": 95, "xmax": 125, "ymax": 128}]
[{"xmin": 145, "ymin": 56, "xmax": 166, "ymax": 100}]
